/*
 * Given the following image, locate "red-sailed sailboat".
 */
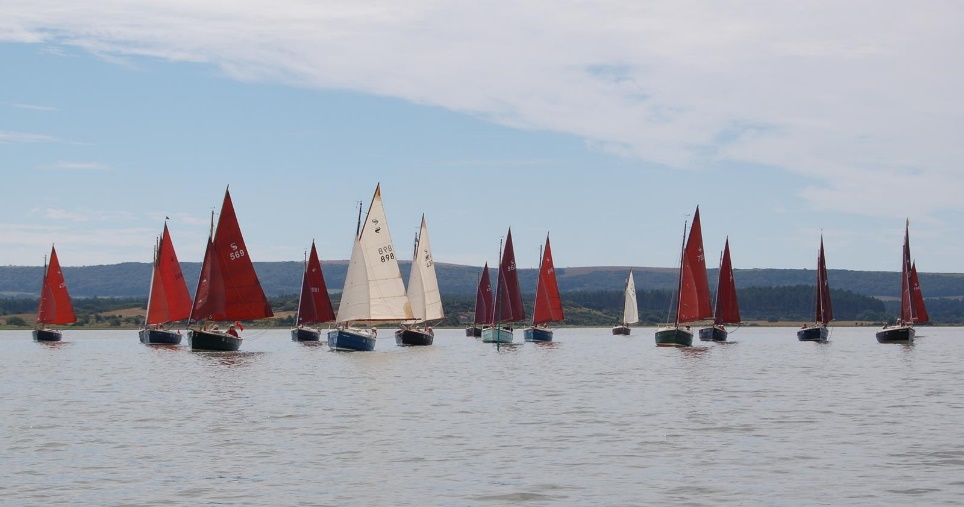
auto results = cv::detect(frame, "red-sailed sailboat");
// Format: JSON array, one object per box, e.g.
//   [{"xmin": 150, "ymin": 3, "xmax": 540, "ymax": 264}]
[
  {"xmin": 291, "ymin": 241, "xmax": 335, "ymax": 342},
  {"xmin": 798, "ymin": 235, "xmax": 833, "ymax": 342},
  {"xmin": 482, "ymin": 228, "xmax": 525, "ymax": 344},
  {"xmin": 655, "ymin": 207, "xmax": 712, "ymax": 347},
  {"xmin": 33, "ymin": 245, "xmax": 76, "ymax": 342},
  {"xmin": 188, "ymin": 187, "xmax": 273, "ymax": 351},
  {"xmin": 877, "ymin": 220, "xmax": 928, "ymax": 343},
  {"xmin": 523, "ymin": 234, "xmax": 564, "ymax": 342},
  {"xmin": 699, "ymin": 237, "xmax": 740, "ymax": 342},
  {"xmin": 140, "ymin": 222, "xmax": 193, "ymax": 345},
  {"xmin": 465, "ymin": 264, "xmax": 492, "ymax": 337}
]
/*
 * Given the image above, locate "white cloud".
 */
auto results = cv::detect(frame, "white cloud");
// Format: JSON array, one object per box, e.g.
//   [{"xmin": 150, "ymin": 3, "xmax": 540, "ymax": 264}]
[
  {"xmin": 45, "ymin": 161, "xmax": 112, "ymax": 171},
  {"xmin": 1, "ymin": 0, "xmax": 962, "ymax": 219},
  {"xmin": 4, "ymin": 101, "xmax": 56, "ymax": 111},
  {"xmin": 0, "ymin": 129, "xmax": 58, "ymax": 143}
]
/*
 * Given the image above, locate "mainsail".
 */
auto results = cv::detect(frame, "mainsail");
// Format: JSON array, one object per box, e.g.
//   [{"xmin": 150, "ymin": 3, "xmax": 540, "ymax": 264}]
[
  {"xmin": 36, "ymin": 245, "xmax": 76, "ymax": 326},
  {"xmin": 474, "ymin": 264, "xmax": 493, "ymax": 325},
  {"xmin": 815, "ymin": 236, "xmax": 833, "ymax": 326},
  {"xmin": 677, "ymin": 207, "xmax": 713, "ymax": 323},
  {"xmin": 407, "ymin": 215, "xmax": 444, "ymax": 323},
  {"xmin": 531, "ymin": 235, "xmax": 564, "ymax": 325},
  {"xmin": 713, "ymin": 238, "xmax": 741, "ymax": 325},
  {"xmin": 494, "ymin": 228, "xmax": 526, "ymax": 324},
  {"xmin": 296, "ymin": 241, "xmax": 335, "ymax": 326},
  {"xmin": 145, "ymin": 223, "xmax": 193, "ymax": 326},
  {"xmin": 622, "ymin": 271, "xmax": 639, "ymax": 326}
]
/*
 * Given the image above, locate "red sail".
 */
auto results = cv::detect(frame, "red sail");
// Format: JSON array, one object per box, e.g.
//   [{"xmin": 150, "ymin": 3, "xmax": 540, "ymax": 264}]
[
  {"xmin": 474, "ymin": 263, "xmax": 493, "ymax": 325},
  {"xmin": 532, "ymin": 235, "xmax": 564, "ymax": 325},
  {"xmin": 495, "ymin": 228, "xmax": 526, "ymax": 323},
  {"xmin": 910, "ymin": 262, "xmax": 929, "ymax": 324},
  {"xmin": 815, "ymin": 236, "xmax": 833, "ymax": 325},
  {"xmin": 899, "ymin": 222, "xmax": 914, "ymax": 324},
  {"xmin": 190, "ymin": 188, "xmax": 273, "ymax": 322},
  {"xmin": 296, "ymin": 241, "xmax": 335, "ymax": 325},
  {"xmin": 713, "ymin": 238, "xmax": 740, "ymax": 325},
  {"xmin": 677, "ymin": 207, "xmax": 713, "ymax": 323},
  {"xmin": 36, "ymin": 245, "xmax": 76, "ymax": 325},
  {"xmin": 146, "ymin": 223, "xmax": 193, "ymax": 325}
]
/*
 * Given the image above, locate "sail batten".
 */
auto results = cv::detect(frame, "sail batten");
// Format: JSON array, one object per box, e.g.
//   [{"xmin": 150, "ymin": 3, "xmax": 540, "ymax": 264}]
[
  {"xmin": 335, "ymin": 184, "xmax": 413, "ymax": 324},
  {"xmin": 36, "ymin": 245, "xmax": 76, "ymax": 326},
  {"xmin": 622, "ymin": 271, "xmax": 639, "ymax": 325},
  {"xmin": 190, "ymin": 188, "xmax": 273, "ymax": 322},
  {"xmin": 532, "ymin": 235, "xmax": 564, "ymax": 325},
  {"xmin": 146, "ymin": 223, "xmax": 193, "ymax": 325},
  {"xmin": 296, "ymin": 241, "xmax": 335, "ymax": 326}
]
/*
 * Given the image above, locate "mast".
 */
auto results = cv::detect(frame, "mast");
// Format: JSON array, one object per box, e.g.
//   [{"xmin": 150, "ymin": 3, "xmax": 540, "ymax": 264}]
[
  {"xmin": 673, "ymin": 219, "xmax": 687, "ymax": 329},
  {"xmin": 295, "ymin": 248, "xmax": 307, "ymax": 325},
  {"xmin": 188, "ymin": 211, "xmax": 216, "ymax": 327},
  {"xmin": 530, "ymin": 243, "xmax": 542, "ymax": 327}
]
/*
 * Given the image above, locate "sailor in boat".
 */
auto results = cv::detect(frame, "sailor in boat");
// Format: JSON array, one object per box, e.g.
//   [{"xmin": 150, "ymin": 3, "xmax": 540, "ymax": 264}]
[
  {"xmin": 372, "ymin": 327, "xmax": 377, "ymax": 338},
  {"xmin": 227, "ymin": 325, "xmax": 239, "ymax": 338}
]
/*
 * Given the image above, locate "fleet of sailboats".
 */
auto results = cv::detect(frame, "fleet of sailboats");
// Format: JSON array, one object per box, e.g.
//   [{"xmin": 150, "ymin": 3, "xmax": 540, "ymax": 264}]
[
  {"xmin": 465, "ymin": 264, "xmax": 492, "ymax": 337},
  {"xmin": 140, "ymin": 222, "xmax": 193, "ymax": 345},
  {"xmin": 655, "ymin": 207, "xmax": 712, "ymax": 347},
  {"xmin": 699, "ymin": 238, "xmax": 740, "ymax": 342},
  {"xmin": 611, "ymin": 270, "xmax": 638, "ymax": 335},
  {"xmin": 187, "ymin": 187, "xmax": 274, "ymax": 351},
  {"xmin": 291, "ymin": 241, "xmax": 335, "ymax": 342},
  {"xmin": 33, "ymin": 245, "xmax": 76, "ymax": 342},
  {"xmin": 523, "ymin": 234, "xmax": 564, "ymax": 342},
  {"xmin": 482, "ymin": 228, "xmax": 525, "ymax": 344},
  {"xmin": 328, "ymin": 184, "xmax": 413, "ymax": 351},
  {"xmin": 396, "ymin": 215, "xmax": 444, "ymax": 346},
  {"xmin": 876, "ymin": 221, "xmax": 929, "ymax": 343},
  {"xmin": 798, "ymin": 236, "xmax": 833, "ymax": 342}
]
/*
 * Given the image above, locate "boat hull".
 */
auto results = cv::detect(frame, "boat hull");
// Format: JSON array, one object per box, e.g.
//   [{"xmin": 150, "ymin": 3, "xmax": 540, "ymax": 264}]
[
  {"xmin": 291, "ymin": 327, "xmax": 322, "ymax": 342},
  {"xmin": 481, "ymin": 326, "xmax": 514, "ymax": 343},
  {"xmin": 698, "ymin": 326, "xmax": 728, "ymax": 342},
  {"xmin": 395, "ymin": 328, "xmax": 434, "ymax": 346},
  {"xmin": 188, "ymin": 329, "xmax": 242, "ymax": 351},
  {"xmin": 611, "ymin": 325, "xmax": 631, "ymax": 335},
  {"xmin": 33, "ymin": 329, "xmax": 62, "ymax": 342},
  {"xmin": 139, "ymin": 328, "xmax": 183, "ymax": 345},
  {"xmin": 797, "ymin": 326, "xmax": 830, "ymax": 342},
  {"xmin": 465, "ymin": 326, "xmax": 483, "ymax": 337},
  {"xmin": 655, "ymin": 326, "xmax": 693, "ymax": 347},
  {"xmin": 523, "ymin": 326, "xmax": 553, "ymax": 342},
  {"xmin": 327, "ymin": 328, "xmax": 376, "ymax": 351},
  {"xmin": 876, "ymin": 325, "xmax": 915, "ymax": 343}
]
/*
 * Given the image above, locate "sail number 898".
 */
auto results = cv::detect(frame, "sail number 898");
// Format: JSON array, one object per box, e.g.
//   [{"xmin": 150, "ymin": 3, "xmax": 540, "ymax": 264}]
[{"xmin": 379, "ymin": 245, "xmax": 394, "ymax": 263}]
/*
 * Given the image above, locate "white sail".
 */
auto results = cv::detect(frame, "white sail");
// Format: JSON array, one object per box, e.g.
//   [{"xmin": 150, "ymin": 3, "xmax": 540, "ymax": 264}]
[
  {"xmin": 336, "ymin": 185, "xmax": 413, "ymax": 323},
  {"xmin": 407, "ymin": 215, "xmax": 444, "ymax": 322},
  {"xmin": 334, "ymin": 236, "xmax": 370, "ymax": 323},
  {"xmin": 623, "ymin": 270, "xmax": 639, "ymax": 325}
]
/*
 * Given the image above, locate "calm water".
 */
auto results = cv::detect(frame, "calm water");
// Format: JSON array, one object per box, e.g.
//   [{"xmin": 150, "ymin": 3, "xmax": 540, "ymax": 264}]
[{"xmin": 2, "ymin": 326, "xmax": 963, "ymax": 506}]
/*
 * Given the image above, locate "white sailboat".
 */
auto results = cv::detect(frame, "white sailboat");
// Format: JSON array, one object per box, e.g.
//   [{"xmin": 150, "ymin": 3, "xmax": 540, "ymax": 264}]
[
  {"xmin": 328, "ymin": 184, "xmax": 413, "ymax": 351},
  {"xmin": 396, "ymin": 215, "xmax": 444, "ymax": 346},
  {"xmin": 612, "ymin": 270, "xmax": 639, "ymax": 335}
]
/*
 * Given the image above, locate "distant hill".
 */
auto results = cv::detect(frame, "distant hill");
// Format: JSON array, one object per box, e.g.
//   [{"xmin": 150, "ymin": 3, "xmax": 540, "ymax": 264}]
[{"xmin": 2, "ymin": 262, "xmax": 964, "ymax": 299}]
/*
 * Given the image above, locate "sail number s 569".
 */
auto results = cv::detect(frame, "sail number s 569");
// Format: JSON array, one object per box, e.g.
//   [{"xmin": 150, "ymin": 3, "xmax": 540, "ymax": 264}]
[{"xmin": 229, "ymin": 249, "xmax": 246, "ymax": 261}]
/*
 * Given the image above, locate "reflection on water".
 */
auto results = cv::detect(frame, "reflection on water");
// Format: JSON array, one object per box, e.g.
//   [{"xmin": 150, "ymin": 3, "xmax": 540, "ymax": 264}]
[{"xmin": 192, "ymin": 350, "xmax": 265, "ymax": 367}]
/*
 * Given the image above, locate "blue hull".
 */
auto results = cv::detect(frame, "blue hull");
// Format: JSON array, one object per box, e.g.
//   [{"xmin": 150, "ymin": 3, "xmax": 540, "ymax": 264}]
[
  {"xmin": 291, "ymin": 327, "xmax": 322, "ymax": 342},
  {"xmin": 33, "ymin": 329, "xmax": 62, "ymax": 342},
  {"xmin": 797, "ymin": 326, "xmax": 830, "ymax": 342},
  {"xmin": 655, "ymin": 326, "xmax": 693, "ymax": 347},
  {"xmin": 139, "ymin": 328, "xmax": 183, "ymax": 345},
  {"xmin": 327, "ymin": 328, "xmax": 376, "ymax": 351},
  {"xmin": 523, "ymin": 327, "xmax": 553, "ymax": 342},
  {"xmin": 698, "ymin": 327, "xmax": 728, "ymax": 342}
]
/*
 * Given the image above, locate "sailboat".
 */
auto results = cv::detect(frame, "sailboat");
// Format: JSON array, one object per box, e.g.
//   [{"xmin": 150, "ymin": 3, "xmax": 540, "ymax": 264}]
[
  {"xmin": 139, "ymin": 222, "xmax": 193, "ymax": 345},
  {"xmin": 797, "ymin": 236, "xmax": 833, "ymax": 342},
  {"xmin": 655, "ymin": 207, "xmax": 712, "ymax": 347},
  {"xmin": 876, "ymin": 220, "xmax": 928, "ymax": 343},
  {"xmin": 328, "ymin": 184, "xmax": 413, "ymax": 351},
  {"xmin": 481, "ymin": 228, "xmax": 525, "ymax": 343},
  {"xmin": 699, "ymin": 238, "xmax": 740, "ymax": 342},
  {"xmin": 523, "ymin": 234, "xmax": 564, "ymax": 342},
  {"xmin": 396, "ymin": 215, "xmax": 444, "ymax": 346},
  {"xmin": 187, "ymin": 187, "xmax": 274, "ymax": 351},
  {"xmin": 465, "ymin": 264, "xmax": 492, "ymax": 337},
  {"xmin": 611, "ymin": 270, "xmax": 638, "ymax": 335},
  {"xmin": 33, "ymin": 245, "xmax": 76, "ymax": 342},
  {"xmin": 291, "ymin": 241, "xmax": 335, "ymax": 342}
]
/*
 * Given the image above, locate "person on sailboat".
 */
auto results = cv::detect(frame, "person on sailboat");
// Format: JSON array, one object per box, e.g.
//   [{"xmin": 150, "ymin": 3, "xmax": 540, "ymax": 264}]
[{"xmin": 227, "ymin": 325, "xmax": 239, "ymax": 338}]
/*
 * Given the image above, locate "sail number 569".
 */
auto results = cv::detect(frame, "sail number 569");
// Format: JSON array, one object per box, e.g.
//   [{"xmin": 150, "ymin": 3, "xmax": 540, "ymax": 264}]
[{"xmin": 229, "ymin": 249, "xmax": 246, "ymax": 261}]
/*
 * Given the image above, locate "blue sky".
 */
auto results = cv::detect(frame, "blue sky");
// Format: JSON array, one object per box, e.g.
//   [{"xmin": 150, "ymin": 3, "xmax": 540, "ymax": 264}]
[{"xmin": 2, "ymin": 1, "xmax": 963, "ymax": 274}]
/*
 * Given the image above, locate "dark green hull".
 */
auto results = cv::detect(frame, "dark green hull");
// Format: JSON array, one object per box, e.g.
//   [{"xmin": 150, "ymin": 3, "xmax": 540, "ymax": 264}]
[{"xmin": 655, "ymin": 326, "xmax": 693, "ymax": 347}]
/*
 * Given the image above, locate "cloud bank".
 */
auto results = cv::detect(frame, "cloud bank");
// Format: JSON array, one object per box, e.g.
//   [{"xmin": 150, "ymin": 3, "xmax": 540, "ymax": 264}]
[{"xmin": 2, "ymin": 0, "xmax": 962, "ymax": 217}]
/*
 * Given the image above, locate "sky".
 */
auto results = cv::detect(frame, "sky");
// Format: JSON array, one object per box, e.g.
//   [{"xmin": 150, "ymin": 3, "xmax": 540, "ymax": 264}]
[{"xmin": 2, "ymin": 1, "xmax": 963, "ymax": 274}]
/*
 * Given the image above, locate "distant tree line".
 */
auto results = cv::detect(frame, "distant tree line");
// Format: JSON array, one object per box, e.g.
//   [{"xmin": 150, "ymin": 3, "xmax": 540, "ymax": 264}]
[{"xmin": 4, "ymin": 286, "xmax": 964, "ymax": 327}]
